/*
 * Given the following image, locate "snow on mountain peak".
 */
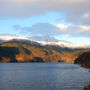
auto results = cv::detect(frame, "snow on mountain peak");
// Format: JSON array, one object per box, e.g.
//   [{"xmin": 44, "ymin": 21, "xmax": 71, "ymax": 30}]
[
  {"xmin": 37, "ymin": 41, "xmax": 88, "ymax": 48},
  {"xmin": 0, "ymin": 34, "xmax": 88, "ymax": 48},
  {"xmin": 29, "ymin": 36, "xmax": 58, "ymax": 42},
  {"xmin": 0, "ymin": 34, "xmax": 29, "ymax": 41}
]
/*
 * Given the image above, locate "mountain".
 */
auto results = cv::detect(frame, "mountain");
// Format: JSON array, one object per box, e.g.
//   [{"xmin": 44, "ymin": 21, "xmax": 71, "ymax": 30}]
[
  {"xmin": 37, "ymin": 41, "xmax": 88, "ymax": 49},
  {"xmin": 0, "ymin": 34, "xmax": 29, "ymax": 41},
  {"xmin": 29, "ymin": 36, "xmax": 58, "ymax": 42},
  {"xmin": 29, "ymin": 35, "xmax": 88, "ymax": 48},
  {"xmin": 0, "ymin": 34, "xmax": 88, "ymax": 49},
  {"xmin": 0, "ymin": 40, "xmax": 63, "ymax": 62},
  {"xmin": 0, "ymin": 37, "xmax": 90, "ymax": 63},
  {"xmin": 0, "ymin": 34, "xmax": 89, "ymax": 63}
]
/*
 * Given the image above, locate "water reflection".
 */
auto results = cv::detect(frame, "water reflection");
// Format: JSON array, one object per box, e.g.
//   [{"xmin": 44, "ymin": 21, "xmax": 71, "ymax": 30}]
[{"xmin": 0, "ymin": 63, "xmax": 89, "ymax": 90}]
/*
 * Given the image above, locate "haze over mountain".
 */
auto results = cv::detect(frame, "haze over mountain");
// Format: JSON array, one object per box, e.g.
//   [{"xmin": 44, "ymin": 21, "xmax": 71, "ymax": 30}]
[
  {"xmin": 29, "ymin": 36, "xmax": 58, "ymax": 42},
  {"xmin": 0, "ymin": 34, "xmax": 88, "ymax": 49},
  {"xmin": 0, "ymin": 34, "xmax": 90, "ymax": 63}
]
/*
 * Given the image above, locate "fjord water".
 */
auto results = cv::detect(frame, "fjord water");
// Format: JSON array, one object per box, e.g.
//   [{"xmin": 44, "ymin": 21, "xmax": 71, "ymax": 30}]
[{"xmin": 0, "ymin": 63, "xmax": 90, "ymax": 90}]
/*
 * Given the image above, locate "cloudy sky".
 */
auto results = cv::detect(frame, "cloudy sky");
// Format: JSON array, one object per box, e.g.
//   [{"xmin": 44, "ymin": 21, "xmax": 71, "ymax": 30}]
[{"xmin": 0, "ymin": 0, "xmax": 90, "ymax": 44}]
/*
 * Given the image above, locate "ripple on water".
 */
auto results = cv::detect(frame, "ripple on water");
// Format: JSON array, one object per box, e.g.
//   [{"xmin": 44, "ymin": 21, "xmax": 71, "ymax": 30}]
[{"xmin": 0, "ymin": 63, "xmax": 89, "ymax": 90}]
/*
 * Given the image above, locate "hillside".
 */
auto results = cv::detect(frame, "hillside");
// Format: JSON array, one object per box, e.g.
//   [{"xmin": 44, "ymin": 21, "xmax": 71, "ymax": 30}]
[
  {"xmin": 0, "ymin": 40, "xmax": 62, "ymax": 62},
  {"xmin": 74, "ymin": 52, "xmax": 90, "ymax": 68},
  {"xmin": 0, "ymin": 39, "xmax": 90, "ymax": 63}
]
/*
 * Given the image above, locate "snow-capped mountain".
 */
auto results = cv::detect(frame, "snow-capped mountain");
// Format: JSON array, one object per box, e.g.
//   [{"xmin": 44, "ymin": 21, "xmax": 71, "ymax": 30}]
[
  {"xmin": 0, "ymin": 34, "xmax": 29, "ymax": 41},
  {"xmin": 29, "ymin": 36, "xmax": 58, "ymax": 42},
  {"xmin": 0, "ymin": 34, "xmax": 88, "ymax": 48},
  {"xmin": 37, "ymin": 41, "xmax": 88, "ymax": 48}
]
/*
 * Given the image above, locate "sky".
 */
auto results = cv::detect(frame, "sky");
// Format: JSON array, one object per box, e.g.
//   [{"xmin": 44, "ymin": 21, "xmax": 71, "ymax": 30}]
[{"xmin": 0, "ymin": 0, "xmax": 90, "ymax": 45}]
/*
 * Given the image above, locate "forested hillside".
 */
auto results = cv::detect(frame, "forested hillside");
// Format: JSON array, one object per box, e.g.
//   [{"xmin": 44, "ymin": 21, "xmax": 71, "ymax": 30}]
[{"xmin": 0, "ymin": 40, "xmax": 90, "ymax": 63}]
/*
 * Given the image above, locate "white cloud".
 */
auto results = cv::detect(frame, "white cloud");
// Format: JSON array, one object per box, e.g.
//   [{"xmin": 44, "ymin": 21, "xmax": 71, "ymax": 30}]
[
  {"xmin": 56, "ymin": 24, "xmax": 70, "ymax": 31},
  {"xmin": 13, "ymin": 23, "xmax": 90, "ymax": 37},
  {"xmin": 66, "ymin": 34, "xmax": 71, "ymax": 38},
  {"xmin": 79, "ymin": 25, "xmax": 90, "ymax": 32},
  {"xmin": 0, "ymin": 0, "xmax": 90, "ymax": 22},
  {"xmin": 14, "ymin": 23, "xmax": 62, "ymax": 36},
  {"xmin": 82, "ymin": 13, "xmax": 89, "ymax": 18},
  {"xmin": 64, "ymin": 24, "xmax": 90, "ymax": 37}
]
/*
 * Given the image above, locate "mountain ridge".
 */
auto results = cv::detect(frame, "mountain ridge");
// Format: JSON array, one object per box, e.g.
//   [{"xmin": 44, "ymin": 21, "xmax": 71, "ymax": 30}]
[
  {"xmin": 0, "ymin": 38, "xmax": 90, "ymax": 63},
  {"xmin": 0, "ymin": 34, "xmax": 88, "ymax": 49}
]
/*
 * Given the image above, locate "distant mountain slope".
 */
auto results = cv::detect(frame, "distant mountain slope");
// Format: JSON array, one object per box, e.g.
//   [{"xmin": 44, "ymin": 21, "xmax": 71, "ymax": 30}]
[
  {"xmin": 37, "ymin": 41, "xmax": 88, "ymax": 49},
  {"xmin": 0, "ymin": 39, "xmax": 90, "ymax": 63},
  {"xmin": 29, "ymin": 36, "xmax": 58, "ymax": 42},
  {"xmin": 0, "ymin": 40, "xmax": 62, "ymax": 62},
  {"xmin": 0, "ymin": 34, "xmax": 89, "ymax": 63},
  {"xmin": 0, "ymin": 46, "xmax": 19, "ymax": 62}
]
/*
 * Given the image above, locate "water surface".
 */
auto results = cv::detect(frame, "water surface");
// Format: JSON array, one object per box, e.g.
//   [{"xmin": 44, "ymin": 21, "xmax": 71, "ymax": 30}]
[{"xmin": 0, "ymin": 63, "xmax": 90, "ymax": 90}]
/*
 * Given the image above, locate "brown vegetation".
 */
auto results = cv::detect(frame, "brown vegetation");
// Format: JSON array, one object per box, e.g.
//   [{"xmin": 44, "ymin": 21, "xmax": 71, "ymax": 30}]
[
  {"xmin": 74, "ymin": 51, "xmax": 90, "ymax": 68},
  {"xmin": 0, "ymin": 41, "xmax": 90, "ymax": 63}
]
